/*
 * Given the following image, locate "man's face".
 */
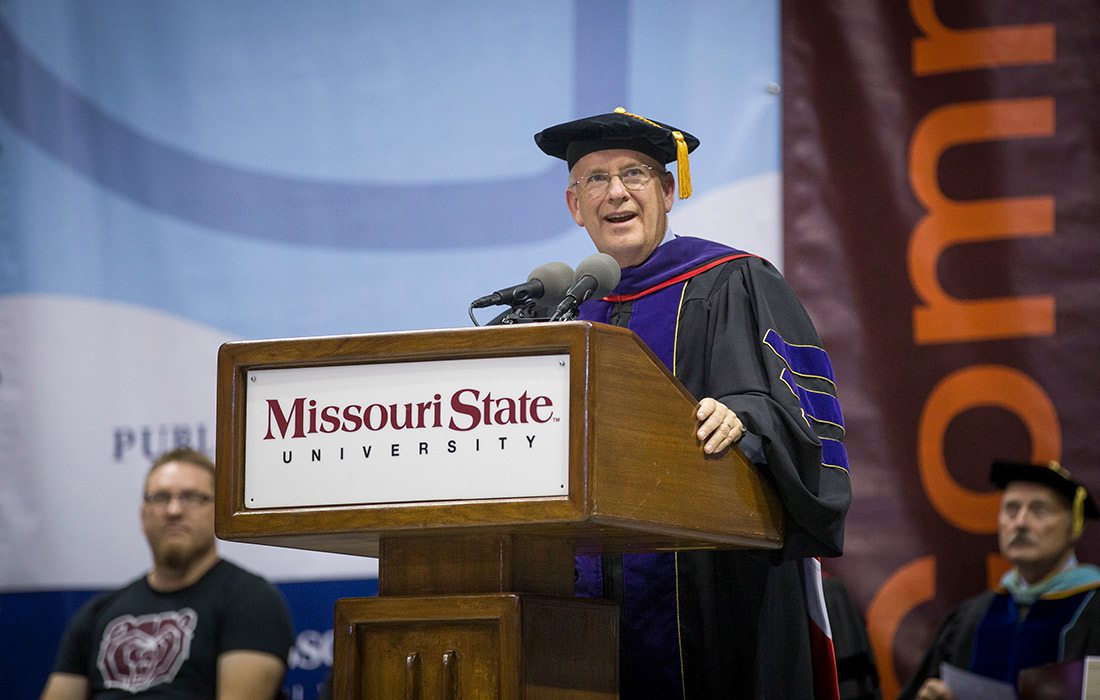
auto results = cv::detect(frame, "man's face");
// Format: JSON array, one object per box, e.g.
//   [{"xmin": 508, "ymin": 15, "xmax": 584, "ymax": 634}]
[
  {"xmin": 141, "ymin": 461, "xmax": 217, "ymax": 570},
  {"xmin": 565, "ymin": 149, "xmax": 675, "ymax": 269},
  {"xmin": 998, "ymin": 481, "xmax": 1077, "ymax": 581}
]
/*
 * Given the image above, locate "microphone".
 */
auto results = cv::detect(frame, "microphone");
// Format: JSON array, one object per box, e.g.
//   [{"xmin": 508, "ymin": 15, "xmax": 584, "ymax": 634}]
[
  {"xmin": 470, "ymin": 261, "xmax": 574, "ymax": 309},
  {"xmin": 550, "ymin": 253, "xmax": 621, "ymax": 322}
]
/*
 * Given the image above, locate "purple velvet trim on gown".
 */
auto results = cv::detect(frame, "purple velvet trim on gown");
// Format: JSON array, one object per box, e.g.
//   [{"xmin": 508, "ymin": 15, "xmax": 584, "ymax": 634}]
[{"xmin": 574, "ymin": 236, "xmax": 746, "ymax": 692}]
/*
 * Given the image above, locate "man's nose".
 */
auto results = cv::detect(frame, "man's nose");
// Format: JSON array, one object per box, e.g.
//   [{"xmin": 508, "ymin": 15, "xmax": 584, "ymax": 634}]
[{"xmin": 605, "ymin": 174, "xmax": 630, "ymax": 198}]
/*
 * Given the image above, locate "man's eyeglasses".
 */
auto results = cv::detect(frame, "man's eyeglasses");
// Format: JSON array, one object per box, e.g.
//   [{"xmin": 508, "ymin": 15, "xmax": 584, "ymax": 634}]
[
  {"xmin": 143, "ymin": 491, "xmax": 214, "ymax": 508},
  {"xmin": 571, "ymin": 164, "xmax": 663, "ymax": 197}
]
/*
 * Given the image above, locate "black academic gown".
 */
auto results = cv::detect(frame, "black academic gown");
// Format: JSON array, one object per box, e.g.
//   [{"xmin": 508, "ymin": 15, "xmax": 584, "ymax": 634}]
[
  {"xmin": 900, "ymin": 585, "xmax": 1100, "ymax": 699},
  {"xmin": 578, "ymin": 236, "xmax": 851, "ymax": 698}
]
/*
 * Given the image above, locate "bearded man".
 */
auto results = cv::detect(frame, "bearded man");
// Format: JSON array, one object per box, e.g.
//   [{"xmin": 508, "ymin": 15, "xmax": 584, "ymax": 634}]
[{"xmin": 41, "ymin": 448, "xmax": 294, "ymax": 699}]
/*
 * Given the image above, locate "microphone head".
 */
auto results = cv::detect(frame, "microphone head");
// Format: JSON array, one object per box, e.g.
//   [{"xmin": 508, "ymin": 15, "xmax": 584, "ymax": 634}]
[
  {"xmin": 527, "ymin": 261, "xmax": 574, "ymax": 305},
  {"xmin": 575, "ymin": 252, "xmax": 622, "ymax": 299}
]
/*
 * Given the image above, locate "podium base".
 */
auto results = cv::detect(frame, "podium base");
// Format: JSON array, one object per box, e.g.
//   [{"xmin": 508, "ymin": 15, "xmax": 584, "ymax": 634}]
[{"xmin": 333, "ymin": 594, "xmax": 619, "ymax": 699}]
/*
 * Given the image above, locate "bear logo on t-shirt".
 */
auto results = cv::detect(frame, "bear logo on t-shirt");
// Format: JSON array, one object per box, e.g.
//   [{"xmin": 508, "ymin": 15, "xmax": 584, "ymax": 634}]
[{"xmin": 96, "ymin": 608, "xmax": 198, "ymax": 692}]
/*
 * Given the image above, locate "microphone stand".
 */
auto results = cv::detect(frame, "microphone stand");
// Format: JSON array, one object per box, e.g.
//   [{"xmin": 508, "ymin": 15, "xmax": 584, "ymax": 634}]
[
  {"xmin": 470, "ymin": 302, "xmax": 553, "ymax": 327},
  {"xmin": 550, "ymin": 306, "xmax": 579, "ymax": 322}
]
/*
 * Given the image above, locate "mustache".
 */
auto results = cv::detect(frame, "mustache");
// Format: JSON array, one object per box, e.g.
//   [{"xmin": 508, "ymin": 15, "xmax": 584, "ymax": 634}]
[{"xmin": 1007, "ymin": 534, "xmax": 1038, "ymax": 547}]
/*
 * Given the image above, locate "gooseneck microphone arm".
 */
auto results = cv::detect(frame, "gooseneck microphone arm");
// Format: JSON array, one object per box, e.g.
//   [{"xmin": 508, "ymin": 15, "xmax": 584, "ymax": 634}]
[
  {"xmin": 549, "ymin": 253, "xmax": 622, "ymax": 322},
  {"xmin": 468, "ymin": 261, "xmax": 574, "ymax": 326}
]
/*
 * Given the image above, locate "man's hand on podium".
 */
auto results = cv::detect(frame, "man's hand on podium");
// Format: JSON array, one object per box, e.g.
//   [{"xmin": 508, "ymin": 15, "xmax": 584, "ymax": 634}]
[{"xmin": 696, "ymin": 398, "xmax": 745, "ymax": 455}]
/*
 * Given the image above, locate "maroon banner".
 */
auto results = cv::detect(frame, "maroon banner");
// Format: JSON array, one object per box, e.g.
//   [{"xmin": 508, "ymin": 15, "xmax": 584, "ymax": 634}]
[{"xmin": 782, "ymin": 2, "xmax": 1100, "ymax": 697}]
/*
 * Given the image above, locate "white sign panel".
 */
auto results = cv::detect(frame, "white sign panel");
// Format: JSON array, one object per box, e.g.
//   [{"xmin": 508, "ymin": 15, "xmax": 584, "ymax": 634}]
[{"xmin": 243, "ymin": 354, "xmax": 570, "ymax": 508}]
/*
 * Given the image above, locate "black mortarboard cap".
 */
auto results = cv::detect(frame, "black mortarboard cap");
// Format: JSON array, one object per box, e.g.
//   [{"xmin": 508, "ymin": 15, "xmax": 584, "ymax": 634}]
[
  {"xmin": 991, "ymin": 460, "xmax": 1100, "ymax": 533},
  {"xmin": 534, "ymin": 107, "xmax": 700, "ymax": 199}
]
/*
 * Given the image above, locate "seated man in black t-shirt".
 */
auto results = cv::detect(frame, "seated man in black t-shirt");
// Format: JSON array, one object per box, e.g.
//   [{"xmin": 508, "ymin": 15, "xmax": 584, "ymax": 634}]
[{"xmin": 41, "ymin": 447, "xmax": 295, "ymax": 699}]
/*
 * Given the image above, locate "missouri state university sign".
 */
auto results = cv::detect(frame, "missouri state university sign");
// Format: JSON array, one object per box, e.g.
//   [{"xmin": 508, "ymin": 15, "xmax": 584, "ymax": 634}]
[{"xmin": 242, "ymin": 354, "xmax": 571, "ymax": 508}]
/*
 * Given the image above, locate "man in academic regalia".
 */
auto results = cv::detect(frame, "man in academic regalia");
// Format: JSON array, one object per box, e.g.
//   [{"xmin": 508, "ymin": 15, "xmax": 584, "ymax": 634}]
[
  {"xmin": 534, "ymin": 109, "xmax": 852, "ymax": 698},
  {"xmin": 901, "ymin": 461, "xmax": 1100, "ymax": 700}
]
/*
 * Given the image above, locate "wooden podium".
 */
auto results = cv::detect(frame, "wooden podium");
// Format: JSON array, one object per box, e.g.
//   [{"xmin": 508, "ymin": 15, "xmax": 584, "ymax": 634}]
[{"xmin": 215, "ymin": 321, "xmax": 782, "ymax": 698}]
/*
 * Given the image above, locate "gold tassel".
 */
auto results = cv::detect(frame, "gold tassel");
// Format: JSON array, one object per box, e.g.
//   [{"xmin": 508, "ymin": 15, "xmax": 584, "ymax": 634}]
[
  {"xmin": 673, "ymin": 131, "xmax": 692, "ymax": 199},
  {"xmin": 1074, "ymin": 486, "xmax": 1086, "ymax": 537},
  {"xmin": 614, "ymin": 107, "xmax": 693, "ymax": 199}
]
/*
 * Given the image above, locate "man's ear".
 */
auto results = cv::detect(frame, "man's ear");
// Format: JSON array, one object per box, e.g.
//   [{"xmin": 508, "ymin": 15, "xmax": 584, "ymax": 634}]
[
  {"xmin": 565, "ymin": 187, "xmax": 585, "ymax": 226},
  {"xmin": 661, "ymin": 171, "xmax": 676, "ymax": 212},
  {"xmin": 1070, "ymin": 517, "xmax": 1084, "ymax": 544}
]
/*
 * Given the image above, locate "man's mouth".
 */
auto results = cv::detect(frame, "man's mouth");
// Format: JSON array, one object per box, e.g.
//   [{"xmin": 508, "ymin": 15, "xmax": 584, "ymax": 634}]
[{"xmin": 604, "ymin": 211, "xmax": 637, "ymax": 224}]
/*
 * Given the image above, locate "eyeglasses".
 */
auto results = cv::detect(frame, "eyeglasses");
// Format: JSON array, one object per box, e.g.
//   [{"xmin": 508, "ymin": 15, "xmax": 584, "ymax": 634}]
[
  {"xmin": 571, "ymin": 164, "xmax": 663, "ymax": 197},
  {"xmin": 143, "ymin": 490, "xmax": 214, "ymax": 508}
]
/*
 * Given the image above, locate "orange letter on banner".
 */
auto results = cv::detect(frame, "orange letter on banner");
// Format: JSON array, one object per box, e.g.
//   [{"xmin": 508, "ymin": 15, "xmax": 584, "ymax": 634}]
[
  {"xmin": 910, "ymin": 0, "xmax": 1054, "ymax": 75},
  {"xmin": 909, "ymin": 98, "xmax": 1055, "ymax": 344},
  {"xmin": 919, "ymin": 365, "xmax": 1060, "ymax": 532},
  {"xmin": 867, "ymin": 556, "xmax": 936, "ymax": 700}
]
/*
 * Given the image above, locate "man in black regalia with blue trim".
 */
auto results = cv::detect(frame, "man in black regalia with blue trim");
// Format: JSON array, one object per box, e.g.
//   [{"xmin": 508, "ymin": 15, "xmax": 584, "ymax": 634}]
[
  {"xmin": 902, "ymin": 460, "xmax": 1100, "ymax": 700},
  {"xmin": 534, "ymin": 109, "xmax": 852, "ymax": 698}
]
